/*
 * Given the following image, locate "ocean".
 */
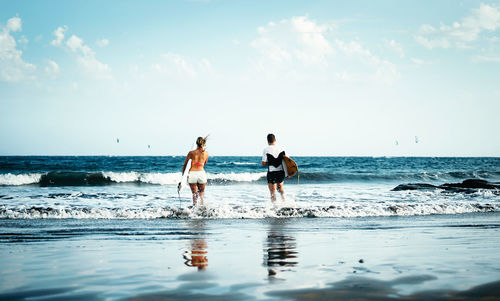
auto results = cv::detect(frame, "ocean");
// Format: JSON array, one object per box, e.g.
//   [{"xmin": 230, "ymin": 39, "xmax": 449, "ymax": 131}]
[
  {"xmin": 1, "ymin": 156, "xmax": 500, "ymax": 300},
  {"xmin": 1, "ymin": 156, "xmax": 499, "ymax": 218}
]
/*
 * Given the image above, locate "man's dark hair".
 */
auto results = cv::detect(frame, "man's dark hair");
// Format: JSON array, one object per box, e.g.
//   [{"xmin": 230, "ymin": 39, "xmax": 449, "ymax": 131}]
[{"xmin": 267, "ymin": 133, "xmax": 276, "ymax": 143}]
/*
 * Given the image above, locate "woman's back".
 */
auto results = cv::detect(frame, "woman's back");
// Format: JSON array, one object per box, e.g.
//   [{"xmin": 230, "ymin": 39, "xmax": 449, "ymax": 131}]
[{"xmin": 190, "ymin": 149, "xmax": 208, "ymax": 171}]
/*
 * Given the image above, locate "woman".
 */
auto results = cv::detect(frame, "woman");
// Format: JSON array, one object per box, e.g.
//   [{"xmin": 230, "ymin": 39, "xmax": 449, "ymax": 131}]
[{"xmin": 181, "ymin": 137, "xmax": 209, "ymax": 205}]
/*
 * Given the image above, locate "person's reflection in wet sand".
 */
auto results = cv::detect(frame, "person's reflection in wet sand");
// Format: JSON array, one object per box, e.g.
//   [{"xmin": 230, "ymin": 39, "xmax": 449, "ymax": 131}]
[
  {"xmin": 264, "ymin": 219, "xmax": 298, "ymax": 278},
  {"xmin": 183, "ymin": 220, "xmax": 208, "ymax": 271}
]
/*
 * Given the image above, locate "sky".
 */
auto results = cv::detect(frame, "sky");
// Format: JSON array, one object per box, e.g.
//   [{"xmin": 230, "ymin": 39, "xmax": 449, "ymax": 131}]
[{"xmin": 1, "ymin": 0, "xmax": 499, "ymax": 156}]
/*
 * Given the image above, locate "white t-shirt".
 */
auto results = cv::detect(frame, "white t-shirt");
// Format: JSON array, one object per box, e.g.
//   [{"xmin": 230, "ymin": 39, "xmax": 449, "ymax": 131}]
[{"xmin": 262, "ymin": 144, "xmax": 285, "ymax": 172}]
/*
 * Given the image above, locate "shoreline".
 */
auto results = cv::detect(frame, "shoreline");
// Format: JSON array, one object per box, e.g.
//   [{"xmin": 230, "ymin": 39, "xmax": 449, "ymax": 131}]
[{"xmin": 1, "ymin": 214, "xmax": 500, "ymax": 300}]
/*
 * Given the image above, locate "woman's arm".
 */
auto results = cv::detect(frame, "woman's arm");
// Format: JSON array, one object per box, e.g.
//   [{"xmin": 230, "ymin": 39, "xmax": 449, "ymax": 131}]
[{"xmin": 181, "ymin": 152, "xmax": 191, "ymax": 174}]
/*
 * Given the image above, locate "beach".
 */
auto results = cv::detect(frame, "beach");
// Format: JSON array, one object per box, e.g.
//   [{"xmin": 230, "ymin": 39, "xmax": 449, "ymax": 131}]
[
  {"xmin": 1, "ymin": 156, "xmax": 500, "ymax": 300},
  {"xmin": 1, "ymin": 214, "xmax": 500, "ymax": 300}
]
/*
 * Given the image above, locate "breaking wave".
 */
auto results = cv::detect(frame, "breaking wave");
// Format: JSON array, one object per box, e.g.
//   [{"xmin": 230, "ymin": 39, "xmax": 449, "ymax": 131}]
[
  {"xmin": 1, "ymin": 202, "xmax": 498, "ymax": 219},
  {"xmin": 1, "ymin": 169, "xmax": 500, "ymax": 187},
  {"xmin": 0, "ymin": 171, "xmax": 267, "ymax": 186},
  {"xmin": 0, "ymin": 173, "xmax": 43, "ymax": 186}
]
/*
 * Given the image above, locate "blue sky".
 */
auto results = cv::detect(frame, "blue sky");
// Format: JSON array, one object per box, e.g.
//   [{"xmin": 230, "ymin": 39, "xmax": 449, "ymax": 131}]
[{"xmin": 1, "ymin": 0, "xmax": 499, "ymax": 156}]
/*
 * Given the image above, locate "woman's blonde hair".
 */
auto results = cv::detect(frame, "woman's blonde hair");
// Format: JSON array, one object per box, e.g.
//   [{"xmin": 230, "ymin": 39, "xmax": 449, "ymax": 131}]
[{"xmin": 196, "ymin": 136, "xmax": 208, "ymax": 149}]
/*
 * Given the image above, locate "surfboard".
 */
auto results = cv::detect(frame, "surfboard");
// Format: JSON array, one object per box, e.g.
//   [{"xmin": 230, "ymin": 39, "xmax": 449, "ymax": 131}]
[
  {"xmin": 282, "ymin": 156, "xmax": 298, "ymax": 177},
  {"xmin": 178, "ymin": 159, "xmax": 191, "ymax": 195}
]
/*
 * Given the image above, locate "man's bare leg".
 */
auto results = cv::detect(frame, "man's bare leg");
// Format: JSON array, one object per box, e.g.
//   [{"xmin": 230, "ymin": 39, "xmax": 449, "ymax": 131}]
[
  {"xmin": 277, "ymin": 182, "xmax": 285, "ymax": 201},
  {"xmin": 268, "ymin": 183, "xmax": 277, "ymax": 202}
]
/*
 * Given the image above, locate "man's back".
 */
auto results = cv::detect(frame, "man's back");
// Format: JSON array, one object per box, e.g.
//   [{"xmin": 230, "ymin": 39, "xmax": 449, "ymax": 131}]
[{"xmin": 263, "ymin": 144, "xmax": 285, "ymax": 172}]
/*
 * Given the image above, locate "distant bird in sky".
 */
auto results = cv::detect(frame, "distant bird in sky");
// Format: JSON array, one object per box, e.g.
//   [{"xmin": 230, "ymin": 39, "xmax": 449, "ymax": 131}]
[
  {"xmin": 415, "ymin": 136, "xmax": 419, "ymax": 144},
  {"xmin": 148, "ymin": 145, "xmax": 151, "ymax": 149},
  {"xmin": 116, "ymin": 138, "xmax": 120, "ymax": 143},
  {"xmin": 395, "ymin": 140, "xmax": 399, "ymax": 146}
]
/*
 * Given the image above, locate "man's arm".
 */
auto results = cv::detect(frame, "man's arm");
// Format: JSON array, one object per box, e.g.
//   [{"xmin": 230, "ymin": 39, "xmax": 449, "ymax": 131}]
[{"xmin": 262, "ymin": 150, "xmax": 268, "ymax": 166}]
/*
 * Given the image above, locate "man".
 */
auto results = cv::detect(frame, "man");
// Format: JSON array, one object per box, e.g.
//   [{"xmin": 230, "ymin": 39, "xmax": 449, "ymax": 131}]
[{"xmin": 262, "ymin": 133, "xmax": 286, "ymax": 202}]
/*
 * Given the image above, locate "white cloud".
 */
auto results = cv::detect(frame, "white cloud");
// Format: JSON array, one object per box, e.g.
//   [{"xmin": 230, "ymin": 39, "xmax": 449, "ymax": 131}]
[
  {"xmin": 44, "ymin": 60, "xmax": 60, "ymax": 75},
  {"xmin": 66, "ymin": 35, "xmax": 83, "ymax": 51},
  {"xmin": 416, "ymin": 3, "xmax": 500, "ymax": 49},
  {"xmin": 335, "ymin": 39, "xmax": 400, "ymax": 84},
  {"xmin": 251, "ymin": 15, "xmax": 333, "ymax": 66},
  {"xmin": 386, "ymin": 39, "xmax": 404, "ymax": 58},
  {"xmin": 335, "ymin": 39, "xmax": 372, "ymax": 57},
  {"xmin": 0, "ymin": 17, "xmax": 36, "ymax": 82},
  {"xmin": 96, "ymin": 38, "xmax": 109, "ymax": 47},
  {"xmin": 290, "ymin": 16, "xmax": 334, "ymax": 64},
  {"xmin": 154, "ymin": 52, "xmax": 212, "ymax": 78},
  {"xmin": 159, "ymin": 52, "xmax": 196, "ymax": 76},
  {"xmin": 411, "ymin": 58, "xmax": 425, "ymax": 65},
  {"xmin": 6, "ymin": 17, "xmax": 21, "ymax": 32},
  {"xmin": 474, "ymin": 55, "xmax": 500, "ymax": 62},
  {"xmin": 414, "ymin": 35, "xmax": 451, "ymax": 49},
  {"xmin": 51, "ymin": 27, "xmax": 112, "ymax": 79},
  {"xmin": 51, "ymin": 26, "xmax": 67, "ymax": 46},
  {"xmin": 76, "ymin": 53, "xmax": 112, "ymax": 79},
  {"xmin": 419, "ymin": 24, "xmax": 437, "ymax": 34},
  {"xmin": 18, "ymin": 35, "xmax": 28, "ymax": 45},
  {"xmin": 250, "ymin": 16, "xmax": 400, "ymax": 84}
]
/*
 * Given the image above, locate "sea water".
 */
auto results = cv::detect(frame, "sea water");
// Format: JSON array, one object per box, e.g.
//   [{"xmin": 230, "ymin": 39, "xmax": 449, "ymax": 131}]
[
  {"xmin": 1, "ymin": 156, "xmax": 499, "ymax": 218},
  {"xmin": 1, "ymin": 156, "xmax": 500, "ymax": 300}
]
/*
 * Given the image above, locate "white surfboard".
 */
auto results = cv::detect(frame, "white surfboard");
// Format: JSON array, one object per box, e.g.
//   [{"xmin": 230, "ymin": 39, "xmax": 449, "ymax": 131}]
[{"xmin": 178, "ymin": 159, "xmax": 191, "ymax": 195}]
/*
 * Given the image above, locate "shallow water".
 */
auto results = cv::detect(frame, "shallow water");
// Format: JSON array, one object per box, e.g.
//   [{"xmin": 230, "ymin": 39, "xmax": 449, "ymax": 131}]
[
  {"xmin": 1, "ymin": 213, "xmax": 500, "ymax": 300},
  {"xmin": 1, "ymin": 156, "xmax": 499, "ymax": 219}
]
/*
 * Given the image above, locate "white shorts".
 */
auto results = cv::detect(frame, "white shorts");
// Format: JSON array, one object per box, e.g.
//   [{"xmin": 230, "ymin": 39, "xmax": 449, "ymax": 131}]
[{"xmin": 188, "ymin": 171, "xmax": 207, "ymax": 184}]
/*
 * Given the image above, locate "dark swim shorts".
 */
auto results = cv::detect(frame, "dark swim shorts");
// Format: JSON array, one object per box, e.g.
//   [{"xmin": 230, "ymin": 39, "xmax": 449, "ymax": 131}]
[{"xmin": 267, "ymin": 170, "xmax": 285, "ymax": 184}]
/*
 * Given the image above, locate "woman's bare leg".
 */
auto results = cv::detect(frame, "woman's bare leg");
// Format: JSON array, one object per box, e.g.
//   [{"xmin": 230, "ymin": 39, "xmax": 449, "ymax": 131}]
[
  {"xmin": 197, "ymin": 183, "xmax": 206, "ymax": 205},
  {"xmin": 189, "ymin": 183, "xmax": 199, "ymax": 205}
]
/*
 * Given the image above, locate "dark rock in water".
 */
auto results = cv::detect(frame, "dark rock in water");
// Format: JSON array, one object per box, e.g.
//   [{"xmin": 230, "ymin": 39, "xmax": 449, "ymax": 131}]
[
  {"xmin": 474, "ymin": 204, "xmax": 495, "ymax": 211},
  {"xmin": 441, "ymin": 179, "xmax": 499, "ymax": 189},
  {"xmin": 39, "ymin": 171, "xmax": 113, "ymax": 187},
  {"xmin": 392, "ymin": 179, "xmax": 500, "ymax": 193},
  {"xmin": 392, "ymin": 183, "xmax": 439, "ymax": 191}
]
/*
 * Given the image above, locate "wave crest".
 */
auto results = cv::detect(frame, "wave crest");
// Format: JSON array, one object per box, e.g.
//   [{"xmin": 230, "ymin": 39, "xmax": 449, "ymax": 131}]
[
  {"xmin": 1, "ymin": 171, "xmax": 266, "ymax": 186},
  {"xmin": 1, "ymin": 202, "xmax": 498, "ymax": 219},
  {"xmin": 0, "ymin": 173, "xmax": 42, "ymax": 186}
]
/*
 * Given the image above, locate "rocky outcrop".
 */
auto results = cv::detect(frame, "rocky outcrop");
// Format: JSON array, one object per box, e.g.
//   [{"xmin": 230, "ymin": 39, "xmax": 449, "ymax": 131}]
[{"xmin": 392, "ymin": 179, "xmax": 500, "ymax": 193}]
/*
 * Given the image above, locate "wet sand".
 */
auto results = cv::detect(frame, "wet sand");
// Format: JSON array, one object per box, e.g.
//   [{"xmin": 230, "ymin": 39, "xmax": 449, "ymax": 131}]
[{"xmin": 1, "ymin": 213, "xmax": 500, "ymax": 300}]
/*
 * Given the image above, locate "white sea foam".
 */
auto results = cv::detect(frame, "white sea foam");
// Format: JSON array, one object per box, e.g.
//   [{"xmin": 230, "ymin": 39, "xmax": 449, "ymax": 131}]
[
  {"xmin": 215, "ymin": 161, "xmax": 258, "ymax": 166},
  {"xmin": 1, "ymin": 201, "xmax": 498, "ymax": 219},
  {"xmin": 0, "ymin": 173, "xmax": 42, "ymax": 186},
  {"xmin": 102, "ymin": 171, "xmax": 142, "ymax": 183},
  {"xmin": 102, "ymin": 171, "xmax": 182, "ymax": 185},
  {"xmin": 101, "ymin": 171, "xmax": 265, "ymax": 185},
  {"xmin": 206, "ymin": 172, "xmax": 266, "ymax": 182}
]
